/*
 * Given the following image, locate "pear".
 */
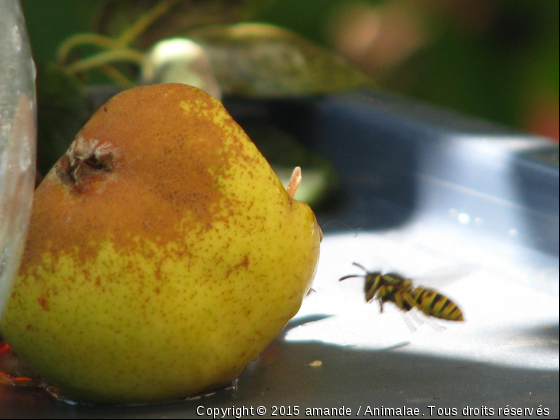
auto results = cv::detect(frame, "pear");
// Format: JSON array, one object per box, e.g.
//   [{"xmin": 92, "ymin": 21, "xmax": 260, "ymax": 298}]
[{"xmin": 0, "ymin": 83, "xmax": 321, "ymax": 404}]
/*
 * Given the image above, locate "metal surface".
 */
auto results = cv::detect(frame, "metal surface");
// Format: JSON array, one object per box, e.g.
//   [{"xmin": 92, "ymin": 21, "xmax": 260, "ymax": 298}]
[{"xmin": 0, "ymin": 89, "xmax": 557, "ymax": 418}]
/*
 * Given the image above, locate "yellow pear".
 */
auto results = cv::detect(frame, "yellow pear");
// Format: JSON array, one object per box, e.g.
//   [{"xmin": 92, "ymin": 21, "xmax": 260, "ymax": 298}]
[{"xmin": 0, "ymin": 83, "xmax": 321, "ymax": 404}]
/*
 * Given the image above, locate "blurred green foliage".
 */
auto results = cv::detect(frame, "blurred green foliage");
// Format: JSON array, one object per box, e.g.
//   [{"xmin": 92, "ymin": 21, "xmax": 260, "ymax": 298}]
[
  {"xmin": 92, "ymin": 0, "xmax": 277, "ymax": 49},
  {"xmin": 35, "ymin": 60, "xmax": 87, "ymax": 175},
  {"xmin": 21, "ymin": 0, "xmax": 558, "ymax": 140}
]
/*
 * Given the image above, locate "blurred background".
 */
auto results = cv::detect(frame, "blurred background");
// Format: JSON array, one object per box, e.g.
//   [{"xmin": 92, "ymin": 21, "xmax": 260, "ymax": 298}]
[{"xmin": 20, "ymin": 0, "xmax": 559, "ymax": 141}]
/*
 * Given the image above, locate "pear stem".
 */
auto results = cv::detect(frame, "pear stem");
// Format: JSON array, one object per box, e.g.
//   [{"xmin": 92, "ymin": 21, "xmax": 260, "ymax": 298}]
[{"xmin": 286, "ymin": 166, "xmax": 302, "ymax": 199}]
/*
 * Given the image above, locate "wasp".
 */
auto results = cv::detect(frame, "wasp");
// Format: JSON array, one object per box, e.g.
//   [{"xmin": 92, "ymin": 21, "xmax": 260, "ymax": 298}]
[{"xmin": 339, "ymin": 263, "xmax": 464, "ymax": 321}]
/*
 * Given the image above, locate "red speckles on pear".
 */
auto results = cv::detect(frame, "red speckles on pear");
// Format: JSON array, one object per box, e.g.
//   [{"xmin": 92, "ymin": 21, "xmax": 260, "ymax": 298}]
[
  {"xmin": 22, "ymin": 84, "xmax": 260, "ymax": 268},
  {"xmin": 36, "ymin": 297, "xmax": 49, "ymax": 311}
]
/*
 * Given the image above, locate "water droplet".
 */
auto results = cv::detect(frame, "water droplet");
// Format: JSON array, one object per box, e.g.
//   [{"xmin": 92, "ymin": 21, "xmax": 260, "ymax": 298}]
[{"xmin": 43, "ymin": 384, "xmax": 80, "ymax": 405}]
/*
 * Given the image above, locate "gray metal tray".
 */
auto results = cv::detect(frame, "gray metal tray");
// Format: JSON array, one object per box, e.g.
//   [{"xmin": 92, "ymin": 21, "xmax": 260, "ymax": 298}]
[{"xmin": 1, "ymin": 89, "xmax": 558, "ymax": 418}]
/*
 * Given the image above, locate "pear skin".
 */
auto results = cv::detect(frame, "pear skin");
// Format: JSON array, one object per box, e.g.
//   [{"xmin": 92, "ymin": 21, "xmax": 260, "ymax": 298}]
[{"xmin": 0, "ymin": 83, "xmax": 321, "ymax": 404}]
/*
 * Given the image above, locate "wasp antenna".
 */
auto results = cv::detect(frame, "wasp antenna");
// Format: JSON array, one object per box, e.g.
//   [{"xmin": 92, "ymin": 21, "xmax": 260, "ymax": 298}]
[
  {"xmin": 339, "ymin": 274, "xmax": 362, "ymax": 281},
  {"xmin": 351, "ymin": 262, "xmax": 368, "ymax": 272}
]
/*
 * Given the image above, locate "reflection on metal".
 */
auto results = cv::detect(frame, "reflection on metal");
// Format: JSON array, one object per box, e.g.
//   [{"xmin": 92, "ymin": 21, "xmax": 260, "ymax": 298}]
[{"xmin": 287, "ymin": 229, "xmax": 558, "ymax": 371}]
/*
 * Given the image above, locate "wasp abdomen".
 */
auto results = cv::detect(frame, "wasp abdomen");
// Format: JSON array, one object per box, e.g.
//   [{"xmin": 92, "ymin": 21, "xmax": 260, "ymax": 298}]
[{"xmin": 412, "ymin": 288, "xmax": 464, "ymax": 321}]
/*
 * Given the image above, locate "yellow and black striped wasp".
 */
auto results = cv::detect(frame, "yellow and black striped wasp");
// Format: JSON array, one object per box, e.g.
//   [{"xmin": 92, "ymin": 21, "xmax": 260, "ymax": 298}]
[{"xmin": 339, "ymin": 262, "xmax": 464, "ymax": 322}]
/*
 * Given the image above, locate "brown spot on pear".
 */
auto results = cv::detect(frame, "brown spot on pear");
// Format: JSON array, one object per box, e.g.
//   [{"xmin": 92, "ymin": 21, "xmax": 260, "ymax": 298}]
[{"xmin": 0, "ymin": 83, "xmax": 321, "ymax": 404}]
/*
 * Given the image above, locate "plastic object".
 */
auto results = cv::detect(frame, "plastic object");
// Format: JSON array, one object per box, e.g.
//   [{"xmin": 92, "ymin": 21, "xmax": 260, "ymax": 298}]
[{"xmin": 0, "ymin": 0, "xmax": 36, "ymax": 319}]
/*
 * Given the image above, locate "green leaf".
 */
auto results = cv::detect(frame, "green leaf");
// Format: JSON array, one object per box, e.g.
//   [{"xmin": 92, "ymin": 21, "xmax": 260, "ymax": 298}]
[{"xmin": 185, "ymin": 23, "xmax": 373, "ymax": 97}]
